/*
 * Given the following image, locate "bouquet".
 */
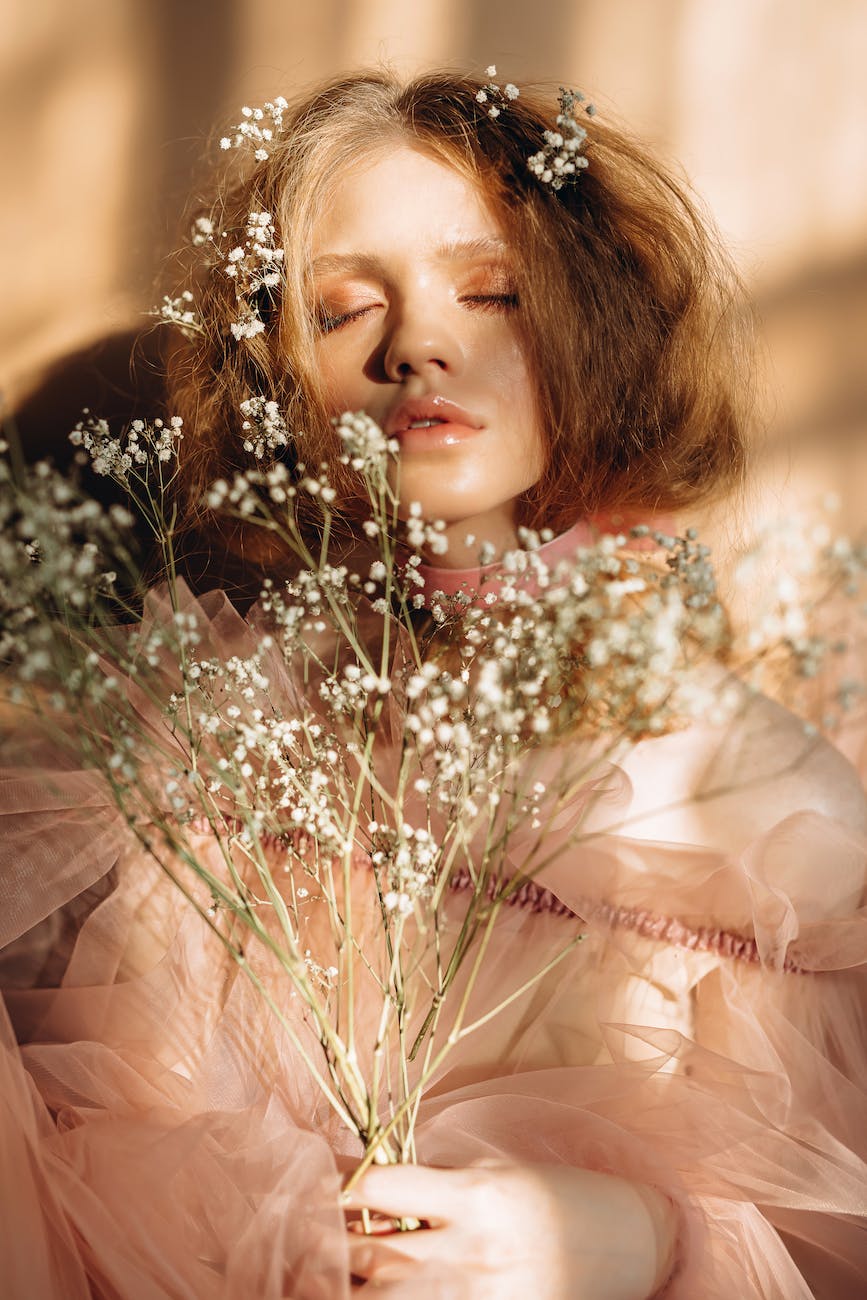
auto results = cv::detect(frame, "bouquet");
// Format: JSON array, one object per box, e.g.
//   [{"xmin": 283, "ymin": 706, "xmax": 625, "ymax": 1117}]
[{"xmin": 1, "ymin": 405, "xmax": 863, "ymax": 1220}]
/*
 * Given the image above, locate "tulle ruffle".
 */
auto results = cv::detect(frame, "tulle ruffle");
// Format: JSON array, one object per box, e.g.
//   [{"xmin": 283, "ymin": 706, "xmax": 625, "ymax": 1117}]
[{"xmin": 1, "ymin": 585, "xmax": 865, "ymax": 1298}]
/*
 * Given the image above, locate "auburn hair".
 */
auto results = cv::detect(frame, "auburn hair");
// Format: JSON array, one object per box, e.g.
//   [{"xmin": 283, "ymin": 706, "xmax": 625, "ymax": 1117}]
[{"xmin": 165, "ymin": 70, "xmax": 751, "ymax": 574}]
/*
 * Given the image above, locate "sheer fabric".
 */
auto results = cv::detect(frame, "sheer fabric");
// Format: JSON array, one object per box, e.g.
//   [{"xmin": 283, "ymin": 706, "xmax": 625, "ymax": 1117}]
[{"xmin": 1, "ymin": 587, "xmax": 865, "ymax": 1298}]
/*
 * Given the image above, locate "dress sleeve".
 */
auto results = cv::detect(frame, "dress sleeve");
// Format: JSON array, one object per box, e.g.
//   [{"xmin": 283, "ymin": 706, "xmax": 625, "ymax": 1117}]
[
  {"xmin": 554, "ymin": 689, "xmax": 867, "ymax": 1298},
  {"xmin": 2, "ymin": 611, "xmax": 864, "ymax": 1298},
  {"xmin": 412, "ymin": 684, "xmax": 866, "ymax": 1298}
]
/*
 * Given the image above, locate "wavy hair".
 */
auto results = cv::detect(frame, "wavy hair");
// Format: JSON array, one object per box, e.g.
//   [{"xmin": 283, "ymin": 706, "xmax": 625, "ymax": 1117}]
[{"xmin": 165, "ymin": 70, "xmax": 751, "ymax": 572}]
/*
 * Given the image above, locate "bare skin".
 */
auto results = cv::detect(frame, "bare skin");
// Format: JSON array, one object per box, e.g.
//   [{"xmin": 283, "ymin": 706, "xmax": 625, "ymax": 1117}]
[{"xmin": 311, "ymin": 145, "xmax": 545, "ymax": 568}]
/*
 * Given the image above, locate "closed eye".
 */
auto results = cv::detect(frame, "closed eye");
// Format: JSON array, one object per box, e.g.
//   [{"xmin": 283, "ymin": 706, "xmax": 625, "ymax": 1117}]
[
  {"xmin": 461, "ymin": 293, "xmax": 519, "ymax": 311},
  {"xmin": 315, "ymin": 304, "xmax": 378, "ymax": 334},
  {"xmin": 316, "ymin": 293, "xmax": 517, "ymax": 333},
  {"xmin": 313, "ymin": 297, "xmax": 376, "ymax": 332}
]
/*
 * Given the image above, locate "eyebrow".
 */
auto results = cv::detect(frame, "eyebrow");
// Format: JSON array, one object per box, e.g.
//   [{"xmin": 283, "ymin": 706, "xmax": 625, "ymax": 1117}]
[{"xmin": 311, "ymin": 236, "xmax": 511, "ymax": 276}]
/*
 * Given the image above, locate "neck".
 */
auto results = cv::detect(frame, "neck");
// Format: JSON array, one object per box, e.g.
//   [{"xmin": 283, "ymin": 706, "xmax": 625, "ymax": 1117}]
[
  {"xmin": 429, "ymin": 505, "xmax": 521, "ymax": 570},
  {"xmin": 415, "ymin": 518, "xmax": 596, "ymax": 607}
]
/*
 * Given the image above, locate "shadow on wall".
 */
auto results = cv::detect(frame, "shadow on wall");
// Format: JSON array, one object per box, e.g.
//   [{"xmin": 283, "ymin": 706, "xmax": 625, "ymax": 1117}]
[
  {"xmin": 141, "ymin": 0, "xmax": 238, "ymax": 252},
  {"xmin": 9, "ymin": 326, "xmax": 269, "ymax": 609},
  {"xmin": 0, "ymin": 0, "xmax": 237, "ymax": 396},
  {"xmin": 754, "ymin": 252, "xmax": 867, "ymax": 458},
  {"xmin": 745, "ymin": 250, "xmax": 867, "ymax": 540}
]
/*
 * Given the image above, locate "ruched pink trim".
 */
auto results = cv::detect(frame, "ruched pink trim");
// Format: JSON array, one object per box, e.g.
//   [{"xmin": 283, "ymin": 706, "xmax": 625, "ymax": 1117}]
[
  {"xmin": 185, "ymin": 819, "xmax": 808, "ymax": 973},
  {"xmin": 447, "ymin": 866, "xmax": 808, "ymax": 974}
]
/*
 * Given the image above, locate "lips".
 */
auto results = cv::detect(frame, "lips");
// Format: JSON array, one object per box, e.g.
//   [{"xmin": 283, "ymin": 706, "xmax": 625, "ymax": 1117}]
[{"xmin": 384, "ymin": 396, "xmax": 483, "ymax": 440}]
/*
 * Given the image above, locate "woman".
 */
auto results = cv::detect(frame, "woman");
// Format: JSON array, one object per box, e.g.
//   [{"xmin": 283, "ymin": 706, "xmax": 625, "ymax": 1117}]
[{"xmin": 1, "ymin": 72, "xmax": 865, "ymax": 1298}]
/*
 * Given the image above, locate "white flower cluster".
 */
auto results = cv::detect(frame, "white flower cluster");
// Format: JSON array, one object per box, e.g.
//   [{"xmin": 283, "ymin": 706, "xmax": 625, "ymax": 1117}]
[
  {"xmin": 163, "ymin": 639, "xmax": 354, "ymax": 850},
  {"xmin": 69, "ymin": 414, "xmax": 184, "ymax": 487},
  {"xmin": 224, "ymin": 211, "xmax": 285, "ymax": 341},
  {"xmin": 369, "ymin": 822, "xmax": 439, "ymax": 914},
  {"xmin": 0, "ymin": 447, "xmax": 128, "ymax": 679},
  {"xmin": 206, "ymin": 462, "xmax": 307, "ymax": 519},
  {"xmin": 319, "ymin": 658, "xmax": 391, "ymax": 716},
  {"xmin": 302, "ymin": 949, "xmax": 339, "ymax": 992},
  {"xmin": 413, "ymin": 534, "xmax": 732, "ymax": 775},
  {"xmin": 156, "ymin": 290, "xmax": 200, "ymax": 336},
  {"xmin": 475, "ymin": 65, "xmax": 520, "ymax": 120},
  {"xmin": 405, "ymin": 502, "xmax": 448, "ymax": 558},
  {"xmin": 729, "ymin": 512, "xmax": 866, "ymax": 730},
  {"xmin": 290, "ymin": 564, "xmax": 353, "ymax": 617},
  {"xmin": 403, "ymin": 663, "xmax": 475, "ymax": 793},
  {"xmin": 219, "ymin": 97, "xmax": 289, "ymax": 161},
  {"xmin": 192, "ymin": 215, "xmax": 216, "ymax": 246},
  {"xmin": 239, "ymin": 396, "xmax": 290, "ymax": 459},
  {"xmin": 826, "ymin": 535, "xmax": 867, "ymax": 598},
  {"xmin": 257, "ymin": 575, "xmax": 324, "ymax": 659},
  {"xmin": 334, "ymin": 411, "xmax": 397, "ymax": 474},
  {"xmin": 527, "ymin": 87, "xmax": 595, "ymax": 190}
]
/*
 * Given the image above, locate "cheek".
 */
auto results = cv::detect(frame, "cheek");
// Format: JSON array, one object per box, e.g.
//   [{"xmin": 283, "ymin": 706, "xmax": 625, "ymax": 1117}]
[
  {"xmin": 490, "ymin": 338, "xmax": 545, "ymax": 475},
  {"xmin": 314, "ymin": 355, "xmax": 342, "ymax": 411},
  {"xmin": 313, "ymin": 342, "xmax": 363, "ymax": 413},
  {"xmin": 480, "ymin": 329, "xmax": 537, "ymax": 409}
]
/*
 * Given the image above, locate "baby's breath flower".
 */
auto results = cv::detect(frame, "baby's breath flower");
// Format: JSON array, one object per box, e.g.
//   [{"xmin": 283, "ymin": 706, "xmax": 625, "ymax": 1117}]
[
  {"xmin": 223, "ymin": 211, "xmax": 285, "ymax": 341},
  {"xmin": 528, "ymin": 87, "xmax": 594, "ymax": 190},
  {"xmin": 334, "ymin": 411, "xmax": 396, "ymax": 473},
  {"xmin": 219, "ymin": 96, "xmax": 288, "ymax": 159},
  {"xmin": 405, "ymin": 512, "xmax": 448, "ymax": 557},
  {"xmin": 155, "ymin": 290, "xmax": 201, "ymax": 336},
  {"xmin": 192, "ymin": 215, "xmax": 215, "ymax": 245},
  {"xmin": 239, "ymin": 396, "xmax": 290, "ymax": 459},
  {"xmin": 69, "ymin": 412, "xmax": 183, "ymax": 489},
  {"xmin": 476, "ymin": 67, "xmax": 519, "ymax": 120}
]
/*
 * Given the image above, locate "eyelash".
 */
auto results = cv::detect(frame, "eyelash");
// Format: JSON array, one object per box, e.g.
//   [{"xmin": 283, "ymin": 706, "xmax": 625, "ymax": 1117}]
[
  {"xmin": 316, "ymin": 306, "xmax": 371, "ymax": 334},
  {"xmin": 316, "ymin": 293, "xmax": 519, "ymax": 335},
  {"xmin": 463, "ymin": 292, "xmax": 519, "ymax": 312}
]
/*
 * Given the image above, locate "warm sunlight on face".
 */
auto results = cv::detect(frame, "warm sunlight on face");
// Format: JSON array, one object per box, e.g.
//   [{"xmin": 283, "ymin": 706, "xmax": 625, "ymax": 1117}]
[{"xmin": 309, "ymin": 145, "xmax": 545, "ymax": 566}]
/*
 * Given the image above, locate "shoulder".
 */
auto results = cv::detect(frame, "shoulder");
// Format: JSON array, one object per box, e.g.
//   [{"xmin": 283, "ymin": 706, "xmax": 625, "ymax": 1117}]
[{"xmin": 591, "ymin": 673, "xmax": 866, "ymax": 922}]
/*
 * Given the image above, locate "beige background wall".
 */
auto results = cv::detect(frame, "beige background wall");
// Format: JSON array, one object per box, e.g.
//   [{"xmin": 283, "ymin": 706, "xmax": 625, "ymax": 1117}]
[{"xmin": 2, "ymin": 0, "xmax": 865, "ymax": 533}]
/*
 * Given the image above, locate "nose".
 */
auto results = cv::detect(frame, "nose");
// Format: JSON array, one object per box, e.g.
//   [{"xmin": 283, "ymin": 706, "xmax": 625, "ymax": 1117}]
[{"xmin": 382, "ymin": 299, "xmax": 464, "ymax": 383}]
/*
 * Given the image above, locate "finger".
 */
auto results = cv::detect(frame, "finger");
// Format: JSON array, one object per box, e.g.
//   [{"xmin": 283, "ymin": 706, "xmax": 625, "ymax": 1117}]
[
  {"xmin": 348, "ymin": 1235, "xmax": 414, "ymax": 1285},
  {"xmin": 351, "ymin": 1276, "xmax": 416, "ymax": 1297},
  {"xmin": 347, "ymin": 1224, "xmax": 449, "ymax": 1267},
  {"xmin": 349, "ymin": 1235, "xmax": 461, "ymax": 1299},
  {"xmin": 352, "ymin": 1275, "xmax": 444, "ymax": 1298},
  {"xmin": 346, "ymin": 1214, "xmax": 405, "ymax": 1236},
  {"xmin": 342, "ymin": 1165, "xmax": 466, "ymax": 1221}
]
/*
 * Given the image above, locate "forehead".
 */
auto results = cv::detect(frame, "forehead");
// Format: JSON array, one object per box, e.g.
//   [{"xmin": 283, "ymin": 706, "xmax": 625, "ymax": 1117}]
[{"xmin": 309, "ymin": 144, "xmax": 507, "ymax": 263}]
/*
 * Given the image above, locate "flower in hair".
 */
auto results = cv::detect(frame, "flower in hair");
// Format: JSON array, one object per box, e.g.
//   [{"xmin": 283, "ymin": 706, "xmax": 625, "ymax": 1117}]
[
  {"xmin": 154, "ymin": 290, "xmax": 201, "ymax": 337},
  {"xmin": 528, "ymin": 87, "xmax": 596, "ymax": 190},
  {"xmin": 192, "ymin": 216, "xmax": 216, "ymax": 245},
  {"xmin": 239, "ymin": 397, "xmax": 290, "ymax": 459},
  {"xmin": 223, "ymin": 210, "xmax": 285, "ymax": 341},
  {"xmin": 476, "ymin": 66, "xmax": 519, "ymax": 119},
  {"xmin": 219, "ymin": 97, "xmax": 289, "ymax": 161}
]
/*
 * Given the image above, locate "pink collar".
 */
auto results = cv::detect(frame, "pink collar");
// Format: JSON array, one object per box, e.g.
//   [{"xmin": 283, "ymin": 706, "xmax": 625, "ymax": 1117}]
[{"xmin": 414, "ymin": 520, "xmax": 596, "ymax": 608}]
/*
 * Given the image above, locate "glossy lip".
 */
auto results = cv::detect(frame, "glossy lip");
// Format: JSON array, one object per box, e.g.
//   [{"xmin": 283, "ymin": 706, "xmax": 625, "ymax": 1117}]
[{"xmin": 385, "ymin": 396, "xmax": 483, "ymax": 450}]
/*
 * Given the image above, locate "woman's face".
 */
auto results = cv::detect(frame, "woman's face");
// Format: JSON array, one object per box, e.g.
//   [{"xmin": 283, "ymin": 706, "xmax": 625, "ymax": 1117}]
[{"xmin": 309, "ymin": 143, "xmax": 546, "ymax": 565}]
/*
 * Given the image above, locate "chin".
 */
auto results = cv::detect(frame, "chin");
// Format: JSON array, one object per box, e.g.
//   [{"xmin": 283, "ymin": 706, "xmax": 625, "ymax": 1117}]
[{"xmin": 398, "ymin": 501, "xmax": 493, "ymax": 526}]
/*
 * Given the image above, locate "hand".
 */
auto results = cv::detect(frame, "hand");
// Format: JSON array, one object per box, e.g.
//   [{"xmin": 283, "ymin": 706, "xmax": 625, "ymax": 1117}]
[{"xmin": 344, "ymin": 1161, "xmax": 677, "ymax": 1299}]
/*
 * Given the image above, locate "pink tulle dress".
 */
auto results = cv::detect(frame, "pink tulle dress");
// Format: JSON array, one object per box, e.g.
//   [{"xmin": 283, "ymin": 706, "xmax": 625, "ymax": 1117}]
[{"xmin": 1, "ymin": 572, "xmax": 865, "ymax": 1299}]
